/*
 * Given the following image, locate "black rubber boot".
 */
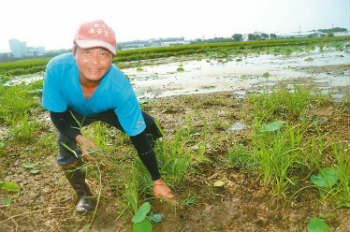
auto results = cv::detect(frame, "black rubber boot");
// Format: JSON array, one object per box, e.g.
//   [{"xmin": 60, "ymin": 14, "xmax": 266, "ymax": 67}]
[{"xmin": 63, "ymin": 165, "xmax": 96, "ymax": 214}]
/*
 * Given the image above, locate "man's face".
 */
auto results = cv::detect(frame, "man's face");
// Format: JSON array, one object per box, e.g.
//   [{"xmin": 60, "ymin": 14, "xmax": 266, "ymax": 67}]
[{"xmin": 74, "ymin": 46, "xmax": 113, "ymax": 82}]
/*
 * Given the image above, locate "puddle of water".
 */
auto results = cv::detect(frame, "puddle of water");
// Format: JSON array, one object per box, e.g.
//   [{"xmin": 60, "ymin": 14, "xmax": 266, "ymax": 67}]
[{"xmin": 4, "ymin": 73, "xmax": 44, "ymax": 86}]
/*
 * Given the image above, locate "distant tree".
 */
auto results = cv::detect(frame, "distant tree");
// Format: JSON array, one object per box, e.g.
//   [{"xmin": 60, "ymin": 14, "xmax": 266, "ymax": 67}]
[
  {"xmin": 270, "ymin": 33, "xmax": 277, "ymax": 40},
  {"xmin": 318, "ymin": 27, "xmax": 347, "ymax": 33},
  {"xmin": 248, "ymin": 34, "xmax": 261, "ymax": 41},
  {"xmin": 248, "ymin": 34, "xmax": 255, "ymax": 40},
  {"xmin": 327, "ymin": 32, "xmax": 334, "ymax": 37},
  {"xmin": 232, "ymin": 34, "xmax": 243, "ymax": 42},
  {"xmin": 307, "ymin": 33, "xmax": 318, "ymax": 38},
  {"xmin": 261, "ymin": 33, "xmax": 269, "ymax": 40}
]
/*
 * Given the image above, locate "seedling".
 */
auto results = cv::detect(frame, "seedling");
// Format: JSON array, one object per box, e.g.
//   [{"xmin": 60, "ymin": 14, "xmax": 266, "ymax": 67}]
[
  {"xmin": 307, "ymin": 217, "xmax": 329, "ymax": 232},
  {"xmin": 311, "ymin": 168, "xmax": 339, "ymax": 189},
  {"xmin": 176, "ymin": 64, "xmax": 184, "ymax": 72},
  {"xmin": 23, "ymin": 162, "xmax": 41, "ymax": 174},
  {"xmin": 132, "ymin": 202, "xmax": 153, "ymax": 232}
]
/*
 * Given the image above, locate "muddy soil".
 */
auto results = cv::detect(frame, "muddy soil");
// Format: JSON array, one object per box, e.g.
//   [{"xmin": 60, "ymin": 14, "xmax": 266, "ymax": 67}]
[
  {"xmin": 1, "ymin": 51, "xmax": 350, "ymax": 231},
  {"xmin": 1, "ymin": 87, "xmax": 349, "ymax": 232}
]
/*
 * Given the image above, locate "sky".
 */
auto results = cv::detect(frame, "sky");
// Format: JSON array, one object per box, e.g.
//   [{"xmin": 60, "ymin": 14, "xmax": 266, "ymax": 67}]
[{"xmin": 1, "ymin": 0, "xmax": 349, "ymax": 52}]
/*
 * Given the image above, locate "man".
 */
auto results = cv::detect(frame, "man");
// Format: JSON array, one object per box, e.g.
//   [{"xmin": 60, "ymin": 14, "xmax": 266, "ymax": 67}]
[{"xmin": 42, "ymin": 19, "xmax": 173, "ymax": 214}]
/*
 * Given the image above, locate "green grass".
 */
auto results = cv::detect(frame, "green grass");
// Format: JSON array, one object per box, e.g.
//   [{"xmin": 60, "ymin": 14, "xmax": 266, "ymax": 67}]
[
  {"xmin": 8, "ymin": 114, "xmax": 39, "ymax": 143},
  {"xmin": 226, "ymin": 87, "xmax": 349, "ymax": 202},
  {"xmin": 252, "ymin": 123, "xmax": 307, "ymax": 197},
  {"xmin": 248, "ymin": 86, "xmax": 324, "ymax": 123},
  {"xmin": 0, "ymin": 84, "xmax": 41, "ymax": 125}
]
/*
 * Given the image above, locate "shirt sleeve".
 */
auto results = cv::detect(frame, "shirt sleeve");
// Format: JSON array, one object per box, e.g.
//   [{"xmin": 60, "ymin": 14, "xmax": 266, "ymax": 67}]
[
  {"xmin": 42, "ymin": 67, "xmax": 68, "ymax": 112},
  {"xmin": 114, "ymin": 90, "xmax": 146, "ymax": 137}
]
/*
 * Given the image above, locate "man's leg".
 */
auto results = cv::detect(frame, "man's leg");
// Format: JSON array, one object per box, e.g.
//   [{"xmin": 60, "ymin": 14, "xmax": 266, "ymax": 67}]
[{"xmin": 56, "ymin": 111, "xmax": 96, "ymax": 214}]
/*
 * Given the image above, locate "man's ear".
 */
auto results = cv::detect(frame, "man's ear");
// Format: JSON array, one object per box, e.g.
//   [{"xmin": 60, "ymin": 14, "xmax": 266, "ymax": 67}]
[{"xmin": 72, "ymin": 44, "xmax": 78, "ymax": 58}]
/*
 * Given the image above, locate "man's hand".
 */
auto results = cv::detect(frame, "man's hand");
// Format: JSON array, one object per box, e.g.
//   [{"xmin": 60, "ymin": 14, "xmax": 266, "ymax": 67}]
[
  {"xmin": 153, "ymin": 179, "xmax": 174, "ymax": 199},
  {"xmin": 75, "ymin": 135, "xmax": 98, "ymax": 163}
]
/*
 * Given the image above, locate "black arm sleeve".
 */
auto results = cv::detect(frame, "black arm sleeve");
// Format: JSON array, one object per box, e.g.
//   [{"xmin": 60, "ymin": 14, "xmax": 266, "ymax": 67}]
[
  {"xmin": 130, "ymin": 131, "xmax": 161, "ymax": 181},
  {"xmin": 50, "ymin": 111, "xmax": 82, "ymax": 141}
]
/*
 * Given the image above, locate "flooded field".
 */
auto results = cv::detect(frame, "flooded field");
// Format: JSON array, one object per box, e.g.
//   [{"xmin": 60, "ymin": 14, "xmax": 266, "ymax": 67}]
[
  {"xmin": 123, "ymin": 47, "xmax": 350, "ymax": 101},
  {"xmin": 0, "ymin": 42, "xmax": 349, "ymax": 232},
  {"xmin": 5, "ymin": 44, "xmax": 350, "ymax": 101}
]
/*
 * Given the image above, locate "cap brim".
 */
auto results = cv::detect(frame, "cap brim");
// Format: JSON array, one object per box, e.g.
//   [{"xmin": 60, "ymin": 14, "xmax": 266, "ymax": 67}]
[{"xmin": 75, "ymin": 40, "xmax": 116, "ymax": 55}]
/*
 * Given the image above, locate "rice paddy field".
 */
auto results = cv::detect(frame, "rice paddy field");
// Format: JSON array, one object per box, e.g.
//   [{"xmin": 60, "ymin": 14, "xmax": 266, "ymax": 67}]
[{"xmin": 0, "ymin": 37, "xmax": 349, "ymax": 232}]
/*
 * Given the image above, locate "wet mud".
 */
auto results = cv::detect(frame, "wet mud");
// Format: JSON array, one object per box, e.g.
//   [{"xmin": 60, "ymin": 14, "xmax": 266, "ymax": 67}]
[{"xmin": 1, "ymin": 45, "xmax": 349, "ymax": 231}]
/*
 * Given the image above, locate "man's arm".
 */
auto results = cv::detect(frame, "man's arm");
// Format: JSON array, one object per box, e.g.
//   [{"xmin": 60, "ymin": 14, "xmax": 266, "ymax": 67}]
[
  {"xmin": 130, "ymin": 131, "xmax": 173, "ymax": 199},
  {"xmin": 130, "ymin": 131, "xmax": 161, "ymax": 180}
]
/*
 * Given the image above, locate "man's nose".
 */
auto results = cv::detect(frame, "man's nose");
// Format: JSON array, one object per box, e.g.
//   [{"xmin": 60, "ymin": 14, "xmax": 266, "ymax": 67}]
[{"xmin": 90, "ymin": 53, "xmax": 101, "ymax": 64}]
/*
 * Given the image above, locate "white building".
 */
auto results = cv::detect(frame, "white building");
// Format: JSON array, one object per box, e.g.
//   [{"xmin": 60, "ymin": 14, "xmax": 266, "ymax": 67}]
[
  {"xmin": 8, "ymin": 39, "xmax": 46, "ymax": 58},
  {"xmin": 9, "ymin": 39, "xmax": 27, "ymax": 58}
]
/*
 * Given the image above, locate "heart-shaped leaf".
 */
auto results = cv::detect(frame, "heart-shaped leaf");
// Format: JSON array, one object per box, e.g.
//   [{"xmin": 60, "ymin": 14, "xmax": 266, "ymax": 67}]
[
  {"xmin": 307, "ymin": 217, "xmax": 328, "ymax": 232},
  {"xmin": 23, "ymin": 162, "xmax": 39, "ymax": 169},
  {"xmin": 133, "ymin": 219, "xmax": 152, "ymax": 232},
  {"xmin": 311, "ymin": 168, "xmax": 339, "ymax": 189},
  {"xmin": 30, "ymin": 170, "xmax": 40, "ymax": 174},
  {"xmin": 132, "ymin": 202, "xmax": 151, "ymax": 224}
]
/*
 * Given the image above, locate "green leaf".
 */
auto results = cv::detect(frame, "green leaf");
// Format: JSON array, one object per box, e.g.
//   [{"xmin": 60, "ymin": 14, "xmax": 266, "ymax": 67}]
[
  {"xmin": 177, "ymin": 64, "xmax": 184, "ymax": 72},
  {"xmin": 133, "ymin": 219, "xmax": 152, "ymax": 232},
  {"xmin": 1, "ymin": 182, "xmax": 20, "ymax": 191},
  {"xmin": 213, "ymin": 180, "xmax": 225, "ymax": 187},
  {"xmin": 307, "ymin": 217, "xmax": 328, "ymax": 232},
  {"xmin": 320, "ymin": 213, "xmax": 334, "ymax": 219},
  {"xmin": 30, "ymin": 170, "xmax": 40, "ymax": 174},
  {"xmin": 132, "ymin": 202, "xmax": 151, "ymax": 224},
  {"xmin": 23, "ymin": 162, "xmax": 39, "ymax": 169},
  {"xmin": 150, "ymin": 213, "xmax": 163, "ymax": 223},
  {"xmin": 259, "ymin": 121, "xmax": 286, "ymax": 132},
  {"xmin": 311, "ymin": 168, "xmax": 339, "ymax": 189}
]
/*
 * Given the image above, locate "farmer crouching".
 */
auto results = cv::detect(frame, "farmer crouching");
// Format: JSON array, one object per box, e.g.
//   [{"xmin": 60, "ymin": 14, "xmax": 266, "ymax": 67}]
[{"xmin": 42, "ymin": 20, "xmax": 173, "ymax": 213}]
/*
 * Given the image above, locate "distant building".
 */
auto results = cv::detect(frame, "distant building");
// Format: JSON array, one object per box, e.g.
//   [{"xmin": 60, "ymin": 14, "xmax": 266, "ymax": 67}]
[
  {"xmin": 8, "ymin": 39, "xmax": 46, "ymax": 58},
  {"xmin": 161, "ymin": 41, "xmax": 190, "ymax": 46},
  {"xmin": 26, "ymin": 46, "xmax": 46, "ymax": 56},
  {"xmin": 277, "ymin": 31, "xmax": 326, "ymax": 39},
  {"xmin": 118, "ymin": 37, "xmax": 188, "ymax": 50},
  {"xmin": 9, "ymin": 39, "xmax": 27, "ymax": 58}
]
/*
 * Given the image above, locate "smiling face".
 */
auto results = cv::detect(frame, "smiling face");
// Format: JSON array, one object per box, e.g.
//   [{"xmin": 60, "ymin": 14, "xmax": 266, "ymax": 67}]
[{"xmin": 74, "ymin": 46, "xmax": 113, "ymax": 83}]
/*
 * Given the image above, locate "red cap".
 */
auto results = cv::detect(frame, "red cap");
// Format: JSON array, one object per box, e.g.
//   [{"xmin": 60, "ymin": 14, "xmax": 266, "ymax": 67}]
[{"xmin": 74, "ymin": 20, "xmax": 116, "ymax": 55}]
